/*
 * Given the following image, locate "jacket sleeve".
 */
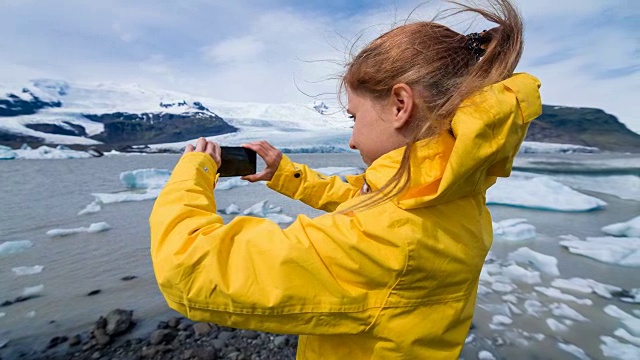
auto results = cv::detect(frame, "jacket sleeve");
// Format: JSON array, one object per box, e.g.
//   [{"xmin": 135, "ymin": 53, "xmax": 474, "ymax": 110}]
[
  {"xmin": 149, "ymin": 152, "xmax": 406, "ymax": 335},
  {"xmin": 266, "ymin": 155, "xmax": 360, "ymax": 212}
]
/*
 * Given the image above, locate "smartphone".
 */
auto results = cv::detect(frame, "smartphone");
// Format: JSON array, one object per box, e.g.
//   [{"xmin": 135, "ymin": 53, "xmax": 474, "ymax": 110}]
[{"xmin": 218, "ymin": 146, "xmax": 257, "ymax": 177}]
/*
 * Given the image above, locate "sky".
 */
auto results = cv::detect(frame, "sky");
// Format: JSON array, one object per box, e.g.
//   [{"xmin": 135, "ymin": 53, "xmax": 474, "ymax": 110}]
[{"xmin": 0, "ymin": 0, "xmax": 638, "ymax": 133}]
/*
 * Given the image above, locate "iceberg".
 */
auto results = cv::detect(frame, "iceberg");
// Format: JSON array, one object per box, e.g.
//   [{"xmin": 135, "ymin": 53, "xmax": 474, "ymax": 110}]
[
  {"xmin": 493, "ymin": 219, "xmax": 536, "ymax": 241},
  {"xmin": 600, "ymin": 336, "xmax": 640, "ymax": 360},
  {"xmin": 78, "ymin": 199, "xmax": 102, "ymax": 216},
  {"xmin": 313, "ymin": 166, "xmax": 364, "ymax": 181},
  {"xmin": 546, "ymin": 318, "xmax": 569, "ymax": 332},
  {"xmin": 217, "ymin": 177, "xmax": 250, "ymax": 190},
  {"xmin": 518, "ymin": 142, "xmax": 599, "ymax": 154},
  {"xmin": 524, "ymin": 299, "xmax": 547, "ymax": 317},
  {"xmin": 477, "ymin": 350, "xmax": 496, "ymax": 360},
  {"xmin": 501, "ymin": 264, "xmax": 542, "ymax": 284},
  {"xmin": 223, "ymin": 203, "xmax": 241, "ymax": 214},
  {"xmin": 120, "ymin": 168, "xmax": 171, "ymax": 189},
  {"xmin": 602, "ymin": 216, "xmax": 640, "ymax": 238},
  {"xmin": 550, "ymin": 277, "xmax": 621, "ymax": 299},
  {"xmin": 92, "ymin": 188, "xmax": 161, "ymax": 204},
  {"xmin": 487, "ymin": 174, "xmax": 606, "ymax": 211},
  {"xmin": 46, "ymin": 222, "xmax": 111, "ymax": 237},
  {"xmin": 557, "ymin": 343, "xmax": 590, "ymax": 360},
  {"xmin": 614, "ymin": 329, "xmax": 640, "ymax": 347},
  {"xmin": 14, "ymin": 145, "xmax": 92, "ymax": 159},
  {"xmin": 0, "ymin": 145, "xmax": 17, "ymax": 160},
  {"xmin": 603, "ymin": 305, "xmax": 640, "ymax": 337},
  {"xmin": 534, "ymin": 287, "xmax": 593, "ymax": 305},
  {"xmin": 22, "ymin": 284, "xmax": 44, "ymax": 297},
  {"xmin": 559, "ymin": 236, "xmax": 640, "ymax": 267},
  {"xmin": 0, "ymin": 240, "xmax": 33, "ymax": 256},
  {"xmin": 507, "ymin": 247, "xmax": 560, "ymax": 276},
  {"xmin": 550, "ymin": 303, "xmax": 589, "ymax": 322},
  {"xmin": 11, "ymin": 265, "xmax": 44, "ymax": 276}
]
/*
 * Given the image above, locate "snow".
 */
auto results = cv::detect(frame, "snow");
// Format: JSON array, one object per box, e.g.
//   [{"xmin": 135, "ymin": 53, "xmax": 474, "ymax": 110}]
[
  {"xmin": 557, "ymin": 342, "xmax": 590, "ymax": 360},
  {"xmin": 487, "ymin": 174, "xmax": 607, "ymax": 211},
  {"xmin": 507, "ymin": 247, "xmax": 560, "ymax": 276},
  {"xmin": 600, "ymin": 336, "xmax": 640, "ymax": 360},
  {"xmin": 46, "ymin": 222, "xmax": 111, "ymax": 237},
  {"xmin": 0, "ymin": 240, "xmax": 33, "ymax": 255},
  {"xmin": 120, "ymin": 169, "xmax": 171, "ymax": 189},
  {"xmin": 11, "ymin": 265, "xmax": 44, "ymax": 276},
  {"xmin": 501, "ymin": 264, "xmax": 542, "ymax": 284},
  {"xmin": 602, "ymin": 216, "xmax": 640, "ymax": 238},
  {"xmin": 559, "ymin": 235, "xmax": 640, "ymax": 267},
  {"xmin": 493, "ymin": 219, "xmax": 536, "ymax": 241}
]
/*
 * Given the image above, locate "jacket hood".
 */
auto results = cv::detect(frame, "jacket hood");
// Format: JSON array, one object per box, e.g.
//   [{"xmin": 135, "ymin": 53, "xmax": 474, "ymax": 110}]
[{"xmin": 348, "ymin": 73, "xmax": 542, "ymax": 210}]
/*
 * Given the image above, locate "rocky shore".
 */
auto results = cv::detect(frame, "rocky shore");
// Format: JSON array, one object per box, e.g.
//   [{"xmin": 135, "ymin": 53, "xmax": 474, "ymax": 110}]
[{"xmin": 6, "ymin": 309, "xmax": 298, "ymax": 360}]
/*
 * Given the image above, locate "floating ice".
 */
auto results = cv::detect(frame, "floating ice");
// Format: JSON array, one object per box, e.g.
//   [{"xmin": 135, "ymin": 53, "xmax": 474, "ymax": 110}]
[
  {"xmin": 550, "ymin": 303, "xmax": 589, "ymax": 322},
  {"xmin": 487, "ymin": 174, "xmax": 606, "ymax": 211},
  {"xmin": 120, "ymin": 168, "xmax": 171, "ymax": 189},
  {"xmin": 46, "ymin": 222, "xmax": 111, "ymax": 237},
  {"xmin": 502, "ymin": 294, "xmax": 518, "ymax": 303},
  {"xmin": 549, "ymin": 174, "xmax": 640, "ymax": 202},
  {"xmin": 546, "ymin": 318, "xmax": 569, "ymax": 332},
  {"xmin": 493, "ymin": 219, "xmax": 536, "ymax": 241},
  {"xmin": 600, "ymin": 336, "xmax": 640, "ymax": 360},
  {"xmin": 557, "ymin": 342, "xmax": 590, "ymax": 360},
  {"xmin": 22, "ymin": 284, "xmax": 44, "ymax": 297},
  {"xmin": 535, "ymin": 287, "xmax": 593, "ymax": 305},
  {"xmin": 14, "ymin": 145, "xmax": 92, "ymax": 159},
  {"xmin": 266, "ymin": 213, "xmax": 294, "ymax": 224},
  {"xmin": 11, "ymin": 265, "xmax": 44, "ymax": 276},
  {"xmin": 216, "ymin": 177, "xmax": 250, "ymax": 190},
  {"xmin": 25, "ymin": 311, "xmax": 36, "ymax": 318},
  {"xmin": 620, "ymin": 289, "xmax": 640, "ymax": 304},
  {"xmin": 508, "ymin": 247, "xmax": 560, "ymax": 276},
  {"xmin": 603, "ymin": 305, "xmax": 640, "ymax": 336},
  {"xmin": 243, "ymin": 200, "xmax": 269, "ymax": 217},
  {"xmin": 477, "ymin": 350, "xmax": 496, "ymax": 360},
  {"xmin": 524, "ymin": 299, "xmax": 546, "ymax": 317},
  {"xmin": 508, "ymin": 303, "xmax": 523, "ymax": 315},
  {"xmin": 0, "ymin": 312, "xmax": 5, "ymax": 318},
  {"xmin": 614, "ymin": 329, "xmax": 640, "ymax": 347},
  {"xmin": 92, "ymin": 189, "xmax": 161, "ymax": 204},
  {"xmin": 78, "ymin": 199, "xmax": 102, "ymax": 216},
  {"xmin": 479, "ymin": 303, "xmax": 512, "ymax": 317},
  {"xmin": 491, "ymin": 282, "xmax": 515, "ymax": 293},
  {"xmin": 0, "ymin": 240, "xmax": 33, "ymax": 256},
  {"xmin": 492, "ymin": 315, "xmax": 513, "ymax": 325},
  {"xmin": 0, "ymin": 145, "xmax": 17, "ymax": 160},
  {"xmin": 313, "ymin": 167, "xmax": 363, "ymax": 181},
  {"xmin": 551, "ymin": 277, "xmax": 622, "ymax": 299},
  {"xmin": 560, "ymin": 235, "xmax": 640, "ymax": 267},
  {"xmin": 518, "ymin": 142, "xmax": 599, "ymax": 154},
  {"xmin": 223, "ymin": 204, "xmax": 241, "ymax": 214},
  {"xmin": 602, "ymin": 216, "xmax": 640, "ymax": 238},
  {"xmin": 502, "ymin": 264, "xmax": 542, "ymax": 284}
]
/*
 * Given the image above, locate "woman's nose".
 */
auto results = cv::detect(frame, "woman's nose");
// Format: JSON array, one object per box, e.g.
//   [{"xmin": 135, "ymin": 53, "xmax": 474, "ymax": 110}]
[{"xmin": 349, "ymin": 139, "xmax": 357, "ymax": 150}]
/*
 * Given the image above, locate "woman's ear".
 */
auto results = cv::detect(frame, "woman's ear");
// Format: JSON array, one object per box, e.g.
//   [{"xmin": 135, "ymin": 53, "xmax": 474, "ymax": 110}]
[{"xmin": 390, "ymin": 84, "xmax": 414, "ymax": 130}]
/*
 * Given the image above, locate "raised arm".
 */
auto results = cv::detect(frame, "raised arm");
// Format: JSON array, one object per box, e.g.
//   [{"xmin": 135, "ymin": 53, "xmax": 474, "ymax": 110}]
[
  {"xmin": 149, "ymin": 150, "xmax": 406, "ymax": 335},
  {"xmin": 242, "ymin": 141, "xmax": 361, "ymax": 212}
]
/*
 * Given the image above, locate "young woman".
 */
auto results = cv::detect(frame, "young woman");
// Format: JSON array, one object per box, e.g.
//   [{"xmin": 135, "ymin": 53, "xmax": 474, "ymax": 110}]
[{"xmin": 150, "ymin": 0, "xmax": 541, "ymax": 358}]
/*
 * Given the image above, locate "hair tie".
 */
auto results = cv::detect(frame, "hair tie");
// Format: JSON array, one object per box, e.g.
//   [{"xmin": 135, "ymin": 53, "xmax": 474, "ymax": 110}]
[{"xmin": 466, "ymin": 30, "xmax": 489, "ymax": 61}]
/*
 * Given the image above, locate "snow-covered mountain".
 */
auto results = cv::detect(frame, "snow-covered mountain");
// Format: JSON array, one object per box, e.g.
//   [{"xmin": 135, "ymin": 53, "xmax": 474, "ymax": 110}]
[{"xmin": 0, "ymin": 79, "xmax": 353, "ymax": 152}]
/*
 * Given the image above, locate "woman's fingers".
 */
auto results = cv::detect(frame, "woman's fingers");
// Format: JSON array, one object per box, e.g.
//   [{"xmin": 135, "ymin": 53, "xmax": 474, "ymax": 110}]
[
  {"xmin": 242, "ymin": 141, "xmax": 282, "ymax": 182},
  {"xmin": 195, "ymin": 137, "xmax": 207, "ymax": 152},
  {"xmin": 183, "ymin": 144, "xmax": 195, "ymax": 154},
  {"xmin": 185, "ymin": 137, "xmax": 221, "ymax": 167}
]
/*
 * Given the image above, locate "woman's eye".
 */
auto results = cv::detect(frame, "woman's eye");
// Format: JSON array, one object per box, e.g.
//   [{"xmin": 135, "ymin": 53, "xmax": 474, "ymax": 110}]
[{"xmin": 348, "ymin": 114, "xmax": 355, "ymax": 121}]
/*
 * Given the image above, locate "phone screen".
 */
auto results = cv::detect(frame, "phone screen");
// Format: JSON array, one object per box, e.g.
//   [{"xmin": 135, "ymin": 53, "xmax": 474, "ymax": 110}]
[{"xmin": 218, "ymin": 147, "xmax": 257, "ymax": 177}]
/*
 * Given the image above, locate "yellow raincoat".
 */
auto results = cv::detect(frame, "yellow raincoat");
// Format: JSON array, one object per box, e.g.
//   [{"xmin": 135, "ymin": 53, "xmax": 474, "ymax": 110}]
[{"xmin": 150, "ymin": 73, "xmax": 541, "ymax": 359}]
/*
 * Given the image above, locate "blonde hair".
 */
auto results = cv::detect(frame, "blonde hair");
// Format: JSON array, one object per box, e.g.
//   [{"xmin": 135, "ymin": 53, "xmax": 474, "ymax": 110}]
[{"xmin": 340, "ymin": 0, "xmax": 523, "ymax": 213}]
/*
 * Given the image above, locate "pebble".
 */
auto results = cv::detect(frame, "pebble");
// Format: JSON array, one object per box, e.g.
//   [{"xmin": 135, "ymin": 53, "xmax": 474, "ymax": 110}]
[
  {"xmin": 149, "ymin": 329, "xmax": 177, "ymax": 345},
  {"xmin": 193, "ymin": 323, "xmax": 212, "ymax": 338},
  {"xmin": 87, "ymin": 289, "xmax": 101, "ymax": 296}
]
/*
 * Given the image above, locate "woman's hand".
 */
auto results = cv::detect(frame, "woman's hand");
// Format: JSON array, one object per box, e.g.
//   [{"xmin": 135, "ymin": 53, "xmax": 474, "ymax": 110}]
[
  {"xmin": 241, "ymin": 141, "xmax": 282, "ymax": 182},
  {"xmin": 184, "ymin": 137, "xmax": 221, "ymax": 168}
]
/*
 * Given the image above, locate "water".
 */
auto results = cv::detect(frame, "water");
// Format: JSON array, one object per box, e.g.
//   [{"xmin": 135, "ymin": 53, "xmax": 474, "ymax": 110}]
[{"xmin": 0, "ymin": 152, "xmax": 638, "ymax": 359}]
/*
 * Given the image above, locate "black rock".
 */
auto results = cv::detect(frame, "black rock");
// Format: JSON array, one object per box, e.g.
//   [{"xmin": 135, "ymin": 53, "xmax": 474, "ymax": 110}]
[
  {"xmin": 105, "ymin": 309, "xmax": 134, "ymax": 336},
  {"xmin": 149, "ymin": 329, "xmax": 177, "ymax": 345},
  {"xmin": 120, "ymin": 275, "xmax": 138, "ymax": 281},
  {"xmin": 87, "ymin": 289, "xmax": 101, "ymax": 296},
  {"xmin": 47, "ymin": 336, "xmax": 68, "ymax": 349}
]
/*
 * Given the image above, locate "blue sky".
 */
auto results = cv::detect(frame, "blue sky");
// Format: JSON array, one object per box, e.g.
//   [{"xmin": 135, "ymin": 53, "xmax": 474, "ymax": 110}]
[{"xmin": 0, "ymin": 0, "xmax": 638, "ymax": 133}]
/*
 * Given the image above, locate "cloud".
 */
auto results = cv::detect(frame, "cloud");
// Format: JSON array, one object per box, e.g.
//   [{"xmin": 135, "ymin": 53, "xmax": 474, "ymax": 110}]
[{"xmin": 0, "ymin": 0, "xmax": 638, "ymax": 133}]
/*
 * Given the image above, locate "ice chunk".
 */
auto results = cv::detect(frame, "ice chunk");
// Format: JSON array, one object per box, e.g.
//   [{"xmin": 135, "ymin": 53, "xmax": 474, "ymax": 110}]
[
  {"xmin": 478, "ymin": 350, "xmax": 496, "ymax": 360},
  {"xmin": 560, "ymin": 236, "xmax": 640, "ymax": 267},
  {"xmin": 508, "ymin": 247, "xmax": 560, "ymax": 276},
  {"xmin": 46, "ymin": 222, "xmax": 111, "ymax": 237},
  {"xmin": 216, "ymin": 177, "xmax": 250, "ymax": 190},
  {"xmin": 266, "ymin": 213, "xmax": 294, "ymax": 224},
  {"xmin": 502, "ymin": 294, "xmax": 518, "ymax": 303},
  {"xmin": 22, "ymin": 284, "xmax": 44, "ymax": 297},
  {"xmin": 524, "ymin": 299, "xmax": 546, "ymax": 317},
  {"xmin": 614, "ymin": 328, "xmax": 640, "ymax": 347},
  {"xmin": 518, "ymin": 142, "xmax": 599, "ymax": 154},
  {"xmin": 600, "ymin": 336, "xmax": 640, "ymax": 360},
  {"xmin": 551, "ymin": 277, "xmax": 621, "ymax": 299},
  {"xmin": 465, "ymin": 334, "xmax": 475, "ymax": 344},
  {"xmin": 313, "ymin": 166, "xmax": 363, "ymax": 181},
  {"xmin": 557, "ymin": 342, "xmax": 590, "ymax": 360},
  {"xmin": 120, "ymin": 168, "xmax": 171, "ymax": 189},
  {"xmin": 493, "ymin": 219, "xmax": 536, "ymax": 241},
  {"xmin": 479, "ymin": 303, "xmax": 511, "ymax": 317},
  {"xmin": 78, "ymin": 199, "xmax": 102, "ymax": 216},
  {"xmin": 502, "ymin": 264, "xmax": 542, "ymax": 284},
  {"xmin": 487, "ymin": 175, "xmax": 607, "ymax": 211},
  {"xmin": 546, "ymin": 318, "xmax": 569, "ymax": 332},
  {"xmin": 14, "ymin": 146, "xmax": 91, "ymax": 159},
  {"xmin": 0, "ymin": 145, "xmax": 17, "ymax": 160},
  {"xmin": 535, "ymin": 287, "xmax": 593, "ymax": 305},
  {"xmin": 508, "ymin": 303, "xmax": 523, "ymax": 315},
  {"xmin": 492, "ymin": 315, "xmax": 513, "ymax": 325},
  {"xmin": 477, "ymin": 284, "xmax": 492, "ymax": 295},
  {"xmin": 0, "ymin": 240, "xmax": 33, "ymax": 255},
  {"xmin": 603, "ymin": 305, "xmax": 640, "ymax": 336},
  {"xmin": 602, "ymin": 216, "xmax": 640, "ymax": 238},
  {"xmin": 223, "ymin": 204, "xmax": 241, "ymax": 214},
  {"xmin": 25, "ymin": 311, "xmax": 36, "ymax": 318},
  {"xmin": 550, "ymin": 303, "xmax": 589, "ymax": 322},
  {"xmin": 12, "ymin": 265, "xmax": 44, "ymax": 276},
  {"xmin": 0, "ymin": 312, "xmax": 5, "ymax": 318},
  {"xmin": 92, "ymin": 188, "xmax": 161, "ymax": 204},
  {"xmin": 491, "ymin": 282, "xmax": 515, "ymax": 293},
  {"xmin": 620, "ymin": 288, "xmax": 640, "ymax": 304},
  {"xmin": 243, "ymin": 200, "xmax": 269, "ymax": 217}
]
